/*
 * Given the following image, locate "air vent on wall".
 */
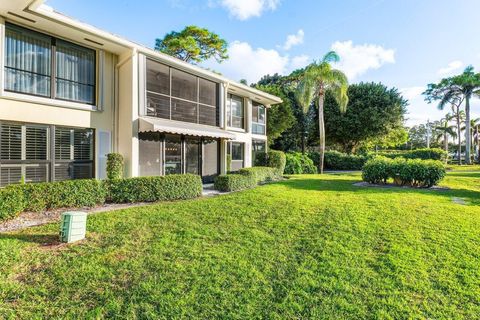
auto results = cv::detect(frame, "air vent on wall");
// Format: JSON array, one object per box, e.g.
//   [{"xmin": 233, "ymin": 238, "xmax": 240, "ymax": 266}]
[{"xmin": 7, "ymin": 12, "xmax": 36, "ymax": 23}]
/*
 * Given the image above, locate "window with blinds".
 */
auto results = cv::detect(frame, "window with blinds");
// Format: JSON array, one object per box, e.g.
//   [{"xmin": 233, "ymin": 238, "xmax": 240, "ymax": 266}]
[
  {"xmin": 146, "ymin": 59, "xmax": 219, "ymax": 126},
  {"xmin": 0, "ymin": 123, "xmax": 49, "ymax": 187},
  {"xmin": 0, "ymin": 122, "xmax": 94, "ymax": 187},
  {"xmin": 55, "ymin": 127, "xmax": 94, "ymax": 181}
]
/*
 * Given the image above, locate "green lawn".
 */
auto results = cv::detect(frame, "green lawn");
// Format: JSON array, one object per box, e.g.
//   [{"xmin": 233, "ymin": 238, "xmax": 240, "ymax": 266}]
[
  {"xmin": 447, "ymin": 164, "xmax": 480, "ymax": 171},
  {"xmin": 1, "ymin": 171, "xmax": 480, "ymax": 319}
]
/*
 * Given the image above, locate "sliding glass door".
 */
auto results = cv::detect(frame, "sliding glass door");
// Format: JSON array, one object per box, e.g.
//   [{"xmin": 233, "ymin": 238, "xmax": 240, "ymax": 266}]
[
  {"xmin": 164, "ymin": 135, "xmax": 182, "ymax": 175},
  {"xmin": 138, "ymin": 134, "xmax": 219, "ymax": 182},
  {"xmin": 185, "ymin": 137, "xmax": 200, "ymax": 175}
]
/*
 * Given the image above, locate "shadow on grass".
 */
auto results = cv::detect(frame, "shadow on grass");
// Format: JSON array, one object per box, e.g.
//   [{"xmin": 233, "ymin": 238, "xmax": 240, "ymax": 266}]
[
  {"xmin": 0, "ymin": 233, "xmax": 60, "ymax": 245},
  {"xmin": 278, "ymin": 176, "xmax": 480, "ymax": 205}
]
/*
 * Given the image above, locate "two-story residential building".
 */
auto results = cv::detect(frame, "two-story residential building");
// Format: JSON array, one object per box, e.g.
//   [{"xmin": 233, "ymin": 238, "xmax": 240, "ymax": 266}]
[{"xmin": 0, "ymin": 0, "xmax": 281, "ymax": 186}]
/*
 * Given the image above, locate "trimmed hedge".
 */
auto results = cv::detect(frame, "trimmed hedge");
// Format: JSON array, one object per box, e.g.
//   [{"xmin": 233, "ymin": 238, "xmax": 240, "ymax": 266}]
[
  {"xmin": 0, "ymin": 179, "xmax": 105, "ymax": 222},
  {"xmin": 0, "ymin": 185, "xmax": 26, "ymax": 221},
  {"xmin": 362, "ymin": 157, "xmax": 446, "ymax": 187},
  {"xmin": 214, "ymin": 174, "xmax": 256, "ymax": 192},
  {"xmin": 285, "ymin": 152, "xmax": 317, "ymax": 174},
  {"xmin": 238, "ymin": 167, "xmax": 279, "ymax": 183},
  {"xmin": 0, "ymin": 174, "xmax": 203, "ymax": 222},
  {"xmin": 106, "ymin": 174, "xmax": 203, "ymax": 203},
  {"xmin": 374, "ymin": 148, "xmax": 447, "ymax": 161},
  {"xmin": 256, "ymin": 150, "xmax": 287, "ymax": 175},
  {"xmin": 315, "ymin": 151, "xmax": 368, "ymax": 170},
  {"xmin": 214, "ymin": 166, "xmax": 281, "ymax": 192},
  {"xmin": 362, "ymin": 156, "xmax": 392, "ymax": 184}
]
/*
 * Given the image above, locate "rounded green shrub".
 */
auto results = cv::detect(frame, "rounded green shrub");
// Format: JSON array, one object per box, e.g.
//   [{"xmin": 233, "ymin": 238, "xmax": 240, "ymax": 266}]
[
  {"xmin": 362, "ymin": 156, "xmax": 392, "ymax": 184},
  {"xmin": 362, "ymin": 157, "xmax": 446, "ymax": 187},
  {"xmin": 285, "ymin": 152, "xmax": 317, "ymax": 174}
]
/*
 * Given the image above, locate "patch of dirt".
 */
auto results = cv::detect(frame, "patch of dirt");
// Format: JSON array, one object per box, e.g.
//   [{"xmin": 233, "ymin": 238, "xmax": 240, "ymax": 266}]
[
  {"xmin": 0, "ymin": 202, "xmax": 150, "ymax": 234},
  {"xmin": 353, "ymin": 181, "xmax": 450, "ymax": 191}
]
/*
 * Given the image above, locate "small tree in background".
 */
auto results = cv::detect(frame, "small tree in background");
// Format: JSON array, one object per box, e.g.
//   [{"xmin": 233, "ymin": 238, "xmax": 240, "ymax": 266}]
[
  {"xmin": 106, "ymin": 153, "xmax": 124, "ymax": 180},
  {"xmin": 155, "ymin": 26, "xmax": 228, "ymax": 64}
]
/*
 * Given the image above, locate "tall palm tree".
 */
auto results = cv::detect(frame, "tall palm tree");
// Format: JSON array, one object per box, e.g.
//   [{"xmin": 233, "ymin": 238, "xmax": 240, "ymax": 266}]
[
  {"xmin": 295, "ymin": 51, "xmax": 349, "ymax": 173},
  {"xmin": 461, "ymin": 117, "xmax": 480, "ymax": 156},
  {"xmin": 448, "ymin": 66, "xmax": 480, "ymax": 164},
  {"xmin": 435, "ymin": 115, "xmax": 457, "ymax": 159}
]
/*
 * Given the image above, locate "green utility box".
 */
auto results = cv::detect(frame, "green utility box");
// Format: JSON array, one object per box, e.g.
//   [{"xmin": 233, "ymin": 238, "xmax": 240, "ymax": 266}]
[{"xmin": 59, "ymin": 211, "xmax": 87, "ymax": 243}]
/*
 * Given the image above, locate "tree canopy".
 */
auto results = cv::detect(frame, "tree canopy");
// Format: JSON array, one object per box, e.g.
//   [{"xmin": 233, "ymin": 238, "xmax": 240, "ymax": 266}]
[
  {"xmin": 323, "ymin": 82, "xmax": 407, "ymax": 153},
  {"xmin": 155, "ymin": 26, "xmax": 228, "ymax": 64}
]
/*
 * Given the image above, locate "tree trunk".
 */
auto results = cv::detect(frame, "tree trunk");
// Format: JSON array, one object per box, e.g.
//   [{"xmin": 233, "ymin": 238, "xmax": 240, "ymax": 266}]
[
  {"xmin": 457, "ymin": 115, "xmax": 462, "ymax": 165},
  {"xmin": 475, "ymin": 126, "xmax": 480, "ymax": 162},
  {"xmin": 465, "ymin": 96, "xmax": 471, "ymax": 164},
  {"xmin": 444, "ymin": 133, "xmax": 448, "ymax": 155},
  {"xmin": 318, "ymin": 93, "xmax": 326, "ymax": 174}
]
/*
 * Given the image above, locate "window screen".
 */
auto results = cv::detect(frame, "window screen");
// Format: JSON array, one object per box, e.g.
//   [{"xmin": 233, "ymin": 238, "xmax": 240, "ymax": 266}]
[{"xmin": 145, "ymin": 59, "xmax": 219, "ymax": 126}]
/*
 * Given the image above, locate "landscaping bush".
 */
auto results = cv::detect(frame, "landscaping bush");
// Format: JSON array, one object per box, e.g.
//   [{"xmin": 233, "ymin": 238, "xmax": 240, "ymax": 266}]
[
  {"xmin": 0, "ymin": 179, "xmax": 105, "ymax": 222},
  {"xmin": 362, "ymin": 157, "xmax": 446, "ymax": 187},
  {"xmin": 22, "ymin": 179, "xmax": 106, "ymax": 212},
  {"xmin": 374, "ymin": 148, "xmax": 447, "ymax": 161},
  {"xmin": 238, "ymin": 167, "xmax": 280, "ymax": 183},
  {"xmin": 362, "ymin": 156, "xmax": 392, "ymax": 184},
  {"xmin": 316, "ymin": 151, "xmax": 368, "ymax": 170},
  {"xmin": 285, "ymin": 152, "xmax": 317, "ymax": 174},
  {"xmin": 0, "ymin": 185, "xmax": 26, "ymax": 221},
  {"xmin": 266, "ymin": 150, "xmax": 286, "ymax": 175},
  {"xmin": 215, "ymin": 166, "xmax": 281, "ymax": 192},
  {"xmin": 107, "ymin": 153, "xmax": 124, "ymax": 180},
  {"xmin": 214, "ymin": 173, "xmax": 256, "ymax": 192},
  {"xmin": 106, "ymin": 174, "xmax": 202, "ymax": 203}
]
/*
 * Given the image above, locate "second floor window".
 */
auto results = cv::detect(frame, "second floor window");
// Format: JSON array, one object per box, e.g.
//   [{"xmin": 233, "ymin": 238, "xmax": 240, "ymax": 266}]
[
  {"xmin": 252, "ymin": 102, "xmax": 266, "ymax": 135},
  {"xmin": 4, "ymin": 24, "xmax": 96, "ymax": 105},
  {"xmin": 227, "ymin": 94, "xmax": 244, "ymax": 129},
  {"xmin": 146, "ymin": 59, "xmax": 219, "ymax": 126}
]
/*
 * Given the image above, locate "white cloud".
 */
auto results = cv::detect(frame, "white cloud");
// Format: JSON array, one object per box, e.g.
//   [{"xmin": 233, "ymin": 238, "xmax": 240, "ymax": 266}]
[
  {"xmin": 282, "ymin": 29, "xmax": 304, "ymax": 50},
  {"xmin": 290, "ymin": 54, "xmax": 310, "ymax": 70},
  {"xmin": 206, "ymin": 41, "xmax": 288, "ymax": 83},
  {"xmin": 331, "ymin": 40, "xmax": 395, "ymax": 80},
  {"xmin": 203, "ymin": 41, "xmax": 311, "ymax": 83},
  {"xmin": 437, "ymin": 60, "xmax": 463, "ymax": 76},
  {"xmin": 214, "ymin": 0, "xmax": 280, "ymax": 20},
  {"xmin": 400, "ymin": 86, "xmax": 425, "ymax": 102}
]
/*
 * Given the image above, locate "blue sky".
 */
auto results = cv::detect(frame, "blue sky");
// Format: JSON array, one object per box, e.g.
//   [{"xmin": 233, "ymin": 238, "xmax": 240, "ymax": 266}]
[{"xmin": 46, "ymin": 0, "xmax": 480, "ymax": 126}]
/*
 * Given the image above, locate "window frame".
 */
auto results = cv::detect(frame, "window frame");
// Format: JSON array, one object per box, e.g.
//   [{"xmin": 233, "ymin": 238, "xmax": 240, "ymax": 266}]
[
  {"xmin": 252, "ymin": 102, "xmax": 266, "ymax": 135},
  {"xmin": 227, "ymin": 141, "xmax": 245, "ymax": 171},
  {"xmin": 227, "ymin": 93, "xmax": 245, "ymax": 130},
  {"xmin": 3, "ymin": 23, "xmax": 97, "ymax": 106}
]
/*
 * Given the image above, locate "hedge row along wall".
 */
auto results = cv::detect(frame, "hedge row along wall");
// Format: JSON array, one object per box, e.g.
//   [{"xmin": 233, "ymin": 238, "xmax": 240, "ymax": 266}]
[
  {"xmin": 0, "ymin": 174, "xmax": 203, "ymax": 222},
  {"xmin": 362, "ymin": 157, "xmax": 446, "ymax": 187}
]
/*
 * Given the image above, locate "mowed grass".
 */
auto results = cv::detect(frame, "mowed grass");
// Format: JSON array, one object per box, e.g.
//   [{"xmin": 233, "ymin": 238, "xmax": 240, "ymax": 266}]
[{"xmin": 1, "ymin": 172, "xmax": 480, "ymax": 319}]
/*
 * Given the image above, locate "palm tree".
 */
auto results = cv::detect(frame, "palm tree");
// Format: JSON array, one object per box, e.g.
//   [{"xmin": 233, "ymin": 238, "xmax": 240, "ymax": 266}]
[
  {"xmin": 461, "ymin": 117, "xmax": 480, "ymax": 157},
  {"xmin": 435, "ymin": 115, "xmax": 457, "ymax": 160},
  {"xmin": 448, "ymin": 66, "xmax": 480, "ymax": 164},
  {"xmin": 295, "ymin": 51, "xmax": 349, "ymax": 173}
]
